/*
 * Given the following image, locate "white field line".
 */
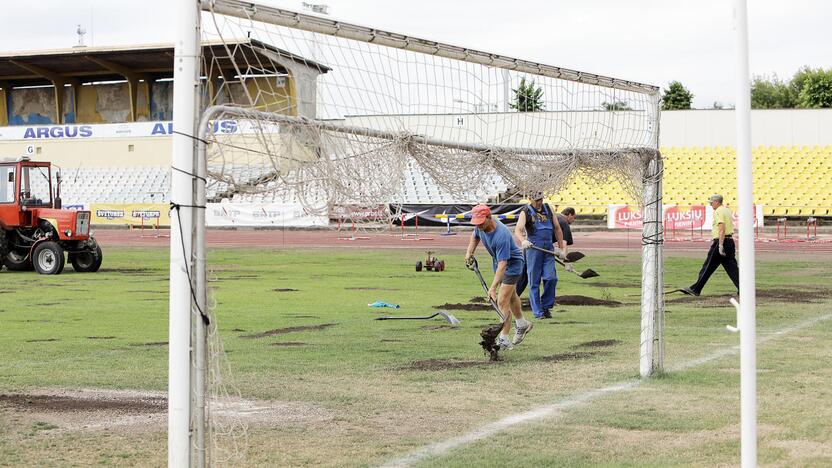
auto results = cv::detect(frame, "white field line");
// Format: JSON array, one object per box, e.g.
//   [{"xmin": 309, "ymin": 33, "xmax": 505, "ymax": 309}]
[{"xmin": 380, "ymin": 312, "xmax": 832, "ymax": 468}]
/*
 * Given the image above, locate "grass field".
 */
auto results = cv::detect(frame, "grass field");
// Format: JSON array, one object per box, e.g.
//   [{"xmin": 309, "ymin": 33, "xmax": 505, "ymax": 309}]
[{"xmin": 1, "ymin": 245, "xmax": 831, "ymax": 466}]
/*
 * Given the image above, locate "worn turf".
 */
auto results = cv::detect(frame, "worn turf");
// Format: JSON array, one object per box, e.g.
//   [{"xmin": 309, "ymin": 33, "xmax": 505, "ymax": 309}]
[{"xmin": 0, "ymin": 246, "xmax": 830, "ymax": 466}]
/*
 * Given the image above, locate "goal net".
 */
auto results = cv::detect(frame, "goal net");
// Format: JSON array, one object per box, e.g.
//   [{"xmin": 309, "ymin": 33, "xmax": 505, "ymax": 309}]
[{"xmin": 177, "ymin": 0, "xmax": 664, "ymax": 464}]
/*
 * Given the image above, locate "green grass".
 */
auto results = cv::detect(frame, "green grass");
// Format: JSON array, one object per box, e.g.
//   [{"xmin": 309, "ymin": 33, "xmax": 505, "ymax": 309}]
[{"xmin": 0, "ymin": 246, "xmax": 830, "ymax": 466}]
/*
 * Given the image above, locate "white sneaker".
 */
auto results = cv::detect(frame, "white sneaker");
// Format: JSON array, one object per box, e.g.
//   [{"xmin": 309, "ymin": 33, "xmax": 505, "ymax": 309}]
[
  {"xmin": 496, "ymin": 336, "xmax": 513, "ymax": 350},
  {"xmin": 512, "ymin": 322, "xmax": 533, "ymax": 345}
]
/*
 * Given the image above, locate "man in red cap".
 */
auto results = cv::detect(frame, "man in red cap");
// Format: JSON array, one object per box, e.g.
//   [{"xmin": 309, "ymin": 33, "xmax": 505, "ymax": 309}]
[{"xmin": 464, "ymin": 204, "xmax": 533, "ymax": 350}]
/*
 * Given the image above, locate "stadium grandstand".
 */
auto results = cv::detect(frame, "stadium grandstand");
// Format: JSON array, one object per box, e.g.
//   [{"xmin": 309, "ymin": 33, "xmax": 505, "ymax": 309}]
[{"xmin": 1, "ymin": 43, "xmax": 830, "ymax": 226}]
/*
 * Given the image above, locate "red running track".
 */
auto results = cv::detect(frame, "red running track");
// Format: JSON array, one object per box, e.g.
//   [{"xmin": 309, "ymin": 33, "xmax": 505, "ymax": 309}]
[{"xmin": 94, "ymin": 228, "xmax": 832, "ymax": 254}]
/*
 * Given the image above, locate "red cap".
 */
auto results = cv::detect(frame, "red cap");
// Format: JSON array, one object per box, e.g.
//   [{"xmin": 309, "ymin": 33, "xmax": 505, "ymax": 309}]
[{"xmin": 470, "ymin": 204, "xmax": 491, "ymax": 226}]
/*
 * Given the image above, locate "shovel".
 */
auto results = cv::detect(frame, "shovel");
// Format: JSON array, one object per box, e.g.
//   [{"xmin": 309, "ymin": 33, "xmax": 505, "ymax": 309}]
[
  {"xmin": 375, "ymin": 311, "xmax": 460, "ymax": 325},
  {"xmin": 528, "ymin": 245, "xmax": 599, "ymax": 279},
  {"xmin": 465, "ymin": 257, "xmax": 506, "ymax": 321}
]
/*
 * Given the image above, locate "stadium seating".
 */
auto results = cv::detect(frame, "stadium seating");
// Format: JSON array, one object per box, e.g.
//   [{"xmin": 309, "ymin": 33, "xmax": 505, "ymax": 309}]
[
  {"xmin": 29, "ymin": 145, "xmax": 832, "ymax": 218},
  {"xmin": 546, "ymin": 145, "xmax": 832, "ymax": 217}
]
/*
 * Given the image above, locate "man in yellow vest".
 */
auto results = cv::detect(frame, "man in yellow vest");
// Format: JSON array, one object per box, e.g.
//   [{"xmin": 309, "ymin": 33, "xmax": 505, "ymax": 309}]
[{"xmin": 681, "ymin": 194, "xmax": 740, "ymax": 296}]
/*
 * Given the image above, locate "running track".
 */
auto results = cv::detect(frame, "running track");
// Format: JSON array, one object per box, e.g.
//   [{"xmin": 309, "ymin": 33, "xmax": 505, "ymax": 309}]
[{"xmin": 95, "ymin": 228, "xmax": 832, "ymax": 254}]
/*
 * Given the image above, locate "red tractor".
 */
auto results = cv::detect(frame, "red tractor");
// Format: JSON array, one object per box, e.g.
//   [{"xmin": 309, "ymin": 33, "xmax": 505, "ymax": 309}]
[{"xmin": 0, "ymin": 156, "xmax": 102, "ymax": 275}]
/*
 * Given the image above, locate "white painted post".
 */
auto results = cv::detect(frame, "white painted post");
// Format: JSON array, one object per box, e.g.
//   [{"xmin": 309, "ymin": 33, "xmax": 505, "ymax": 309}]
[
  {"xmin": 639, "ymin": 152, "xmax": 664, "ymax": 377},
  {"xmin": 170, "ymin": 0, "xmax": 200, "ymax": 466},
  {"xmin": 734, "ymin": 1, "xmax": 757, "ymax": 466}
]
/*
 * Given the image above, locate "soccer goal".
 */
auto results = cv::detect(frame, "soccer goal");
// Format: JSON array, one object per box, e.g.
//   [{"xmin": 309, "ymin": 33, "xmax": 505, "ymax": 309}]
[{"xmin": 170, "ymin": 0, "xmax": 663, "ymax": 464}]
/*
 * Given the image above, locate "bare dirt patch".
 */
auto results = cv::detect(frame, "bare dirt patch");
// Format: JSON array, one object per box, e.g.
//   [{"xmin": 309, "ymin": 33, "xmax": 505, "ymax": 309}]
[
  {"xmin": 0, "ymin": 388, "xmax": 332, "ymax": 433},
  {"xmin": 86, "ymin": 336, "xmax": 116, "ymax": 340},
  {"xmin": 555, "ymin": 295, "xmax": 623, "ymax": 307},
  {"xmin": 436, "ymin": 302, "xmax": 492, "ymax": 311},
  {"xmin": 269, "ymin": 342, "xmax": 307, "ymax": 347},
  {"xmin": 129, "ymin": 341, "xmax": 168, "ymax": 347},
  {"xmin": 101, "ymin": 268, "xmax": 156, "ymax": 276},
  {"xmin": 272, "ymin": 288, "xmax": 298, "ymax": 292},
  {"xmin": 539, "ymin": 351, "xmax": 600, "ymax": 362},
  {"xmin": 666, "ymin": 288, "xmax": 830, "ymax": 307},
  {"xmin": 241, "ymin": 323, "xmax": 337, "ymax": 339},
  {"xmin": 573, "ymin": 339, "xmax": 621, "ymax": 348},
  {"xmin": 289, "ymin": 315, "xmax": 320, "ymax": 319},
  {"xmin": 420, "ymin": 324, "xmax": 458, "ymax": 331},
  {"xmin": 404, "ymin": 359, "xmax": 497, "ymax": 370},
  {"xmin": 25, "ymin": 338, "xmax": 59, "ymax": 343},
  {"xmin": 587, "ymin": 282, "xmax": 638, "ymax": 289},
  {"xmin": 345, "ymin": 287, "xmax": 402, "ymax": 291},
  {"xmin": 438, "ymin": 294, "xmax": 622, "ymax": 310},
  {"xmin": 549, "ymin": 321, "xmax": 590, "ymax": 325},
  {"xmin": 380, "ymin": 339, "xmax": 404, "ymax": 343}
]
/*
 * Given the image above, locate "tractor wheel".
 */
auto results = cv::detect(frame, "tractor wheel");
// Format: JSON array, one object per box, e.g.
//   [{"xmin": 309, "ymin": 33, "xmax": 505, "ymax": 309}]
[
  {"xmin": 437, "ymin": 261, "xmax": 445, "ymax": 272},
  {"xmin": 415, "ymin": 261, "xmax": 423, "ymax": 272},
  {"xmin": 33, "ymin": 241, "xmax": 65, "ymax": 275},
  {"xmin": 69, "ymin": 245, "xmax": 103, "ymax": 273},
  {"xmin": 4, "ymin": 249, "xmax": 34, "ymax": 271}
]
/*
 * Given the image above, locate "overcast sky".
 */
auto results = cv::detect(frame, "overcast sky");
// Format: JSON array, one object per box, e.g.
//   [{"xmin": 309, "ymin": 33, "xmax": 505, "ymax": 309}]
[{"xmin": 2, "ymin": 0, "xmax": 829, "ymax": 108}]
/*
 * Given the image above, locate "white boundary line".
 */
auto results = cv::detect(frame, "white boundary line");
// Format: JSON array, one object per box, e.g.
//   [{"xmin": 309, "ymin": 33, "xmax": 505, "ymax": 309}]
[{"xmin": 380, "ymin": 312, "xmax": 832, "ymax": 468}]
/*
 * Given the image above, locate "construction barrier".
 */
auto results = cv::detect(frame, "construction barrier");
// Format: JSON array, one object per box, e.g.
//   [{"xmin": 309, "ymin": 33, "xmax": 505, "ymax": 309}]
[{"xmin": 206, "ymin": 202, "xmax": 328, "ymax": 227}]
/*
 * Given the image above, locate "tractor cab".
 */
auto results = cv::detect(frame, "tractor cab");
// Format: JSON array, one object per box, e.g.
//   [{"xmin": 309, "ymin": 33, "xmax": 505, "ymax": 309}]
[{"xmin": 0, "ymin": 158, "xmax": 57, "ymax": 226}]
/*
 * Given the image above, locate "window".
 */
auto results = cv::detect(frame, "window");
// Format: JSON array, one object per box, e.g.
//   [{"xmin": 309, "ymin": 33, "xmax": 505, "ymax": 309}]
[
  {"xmin": 20, "ymin": 166, "xmax": 51, "ymax": 206},
  {"xmin": 0, "ymin": 166, "xmax": 14, "ymax": 203}
]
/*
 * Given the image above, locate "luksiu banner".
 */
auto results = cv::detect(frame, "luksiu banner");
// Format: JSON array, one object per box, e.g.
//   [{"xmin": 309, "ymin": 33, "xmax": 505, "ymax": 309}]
[
  {"xmin": 206, "ymin": 202, "xmax": 328, "ymax": 227},
  {"xmin": 608, "ymin": 204, "xmax": 763, "ymax": 230}
]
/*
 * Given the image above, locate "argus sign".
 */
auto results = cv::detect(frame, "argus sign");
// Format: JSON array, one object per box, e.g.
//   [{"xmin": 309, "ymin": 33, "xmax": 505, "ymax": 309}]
[
  {"xmin": 23, "ymin": 125, "xmax": 93, "ymax": 139},
  {"xmin": 0, "ymin": 120, "xmax": 242, "ymax": 141}
]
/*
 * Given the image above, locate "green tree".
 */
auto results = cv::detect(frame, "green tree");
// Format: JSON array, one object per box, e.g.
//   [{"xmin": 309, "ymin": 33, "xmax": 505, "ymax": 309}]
[
  {"xmin": 751, "ymin": 74, "xmax": 794, "ymax": 108},
  {"xmin": 796, "ymin": 68, "xmax": 832, "ymax": 108},
  {"xmin": 511, "ymin": 77, "xmax": 545, "ymax": 112},
  {"xmin": 661, "ymin": 81, "xmax": 694, "ymax": 110},
  {"xmin": 602, "ymin": 100, "xmax": 631, "ymax": 111}
]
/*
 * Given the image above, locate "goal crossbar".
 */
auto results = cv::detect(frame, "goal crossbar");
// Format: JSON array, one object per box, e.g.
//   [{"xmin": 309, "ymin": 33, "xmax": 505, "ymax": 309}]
[{"xmin": 203, "ymin": 0, "xmax": 660, "ymax": 96}]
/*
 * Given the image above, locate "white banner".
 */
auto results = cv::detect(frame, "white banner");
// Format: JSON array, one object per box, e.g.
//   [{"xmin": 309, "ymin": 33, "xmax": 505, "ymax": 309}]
[
  {"xmin": 206, "ymin": 202, "xmax": 327, "ymax": 227},
  {"xmin": 0, "ymin": 120, "xmax": 276, "ymax": 141}
]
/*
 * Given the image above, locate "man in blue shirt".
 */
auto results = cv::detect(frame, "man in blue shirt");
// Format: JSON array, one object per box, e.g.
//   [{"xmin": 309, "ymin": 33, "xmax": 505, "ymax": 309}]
[{"xmin": 464, "ymin": 204, "xmax": 533, "ymax": 350}]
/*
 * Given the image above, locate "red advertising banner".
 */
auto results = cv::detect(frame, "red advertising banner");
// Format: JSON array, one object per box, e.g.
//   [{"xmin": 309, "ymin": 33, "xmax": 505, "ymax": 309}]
[
  {"xmin": 608, "ymin": 204, "xmax": 764, "ymax": 231},
  {"xmin": 663, "ymin": 205, "xmax": 707, "ymax": 230}
]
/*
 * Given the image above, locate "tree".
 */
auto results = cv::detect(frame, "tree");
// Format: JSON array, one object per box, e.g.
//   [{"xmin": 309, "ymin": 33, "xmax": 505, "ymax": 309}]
[
  {"xmin": 751, "ymin": 74, "xmax": 794, "ymax": 108},
  {"xmin": 602, "ymin": 100, "xmax": 632, "ymax": 111},
  {"xmin": 796, "ymin": 68, "xmax": 832, "ymax": 108},
  {"xmin": 750, "ymin": 67, "xmax": 832, "ymax": 109},
  {"xmin": 661, "ymin": 81, "xmax": 693, "ymax": 110},
  {"xmin": 511, "ymin": 77, "xmax": 544, "ymax": 112}
]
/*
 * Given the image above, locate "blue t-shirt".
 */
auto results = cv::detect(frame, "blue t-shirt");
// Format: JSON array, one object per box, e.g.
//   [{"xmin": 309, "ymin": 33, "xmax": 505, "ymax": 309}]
[{"xmin": 473, "ymin": 219, "xmax": 525, "ymax": 276}]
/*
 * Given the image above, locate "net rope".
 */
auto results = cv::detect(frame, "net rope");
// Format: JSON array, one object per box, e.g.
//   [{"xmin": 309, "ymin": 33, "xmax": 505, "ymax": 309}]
[{"xmin": 195, "ymin": 1, "xmax": 662, "ymax": 462}]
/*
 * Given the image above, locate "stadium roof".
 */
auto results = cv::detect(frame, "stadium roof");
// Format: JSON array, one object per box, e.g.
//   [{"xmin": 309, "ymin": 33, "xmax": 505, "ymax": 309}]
[{"xmin": 0, "ymin": 39, "xmax": 330, "ymax": 87}]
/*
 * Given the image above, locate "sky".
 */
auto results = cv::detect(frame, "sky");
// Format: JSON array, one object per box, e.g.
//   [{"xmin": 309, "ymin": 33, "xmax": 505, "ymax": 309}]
[{"xmin": 1, "ymin": 0, "xmax": 829, "ymax": 109}]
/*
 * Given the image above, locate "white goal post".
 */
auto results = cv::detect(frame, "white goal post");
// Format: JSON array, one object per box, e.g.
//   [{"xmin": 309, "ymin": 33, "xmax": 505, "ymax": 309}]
[{"xmin": 171, "ymin": 0, "xmax": 664, "ymax": 465}]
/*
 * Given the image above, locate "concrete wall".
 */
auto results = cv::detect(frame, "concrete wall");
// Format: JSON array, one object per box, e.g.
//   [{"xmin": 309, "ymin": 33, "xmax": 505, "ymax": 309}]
[
  {"xmin": 659, "ymin": 109, "xmax": 832, "ymax": 147},
  {"xmin": 8, "ymin": 82, "xmax": 163, "ymax": 125},
  {"xmin": 0, "ymin": 137, "xmax": 171, "ymax": 168}
]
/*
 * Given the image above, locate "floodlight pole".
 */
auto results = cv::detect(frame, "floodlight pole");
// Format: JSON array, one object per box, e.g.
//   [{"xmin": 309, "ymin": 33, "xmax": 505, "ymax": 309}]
[
  {"xmin": 170, "ymin": 0, "xmax": 201, "ymax": 466},
  {"xmin": 734, "ymin": 1, "xmax": 757, "ymax": 466}
]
